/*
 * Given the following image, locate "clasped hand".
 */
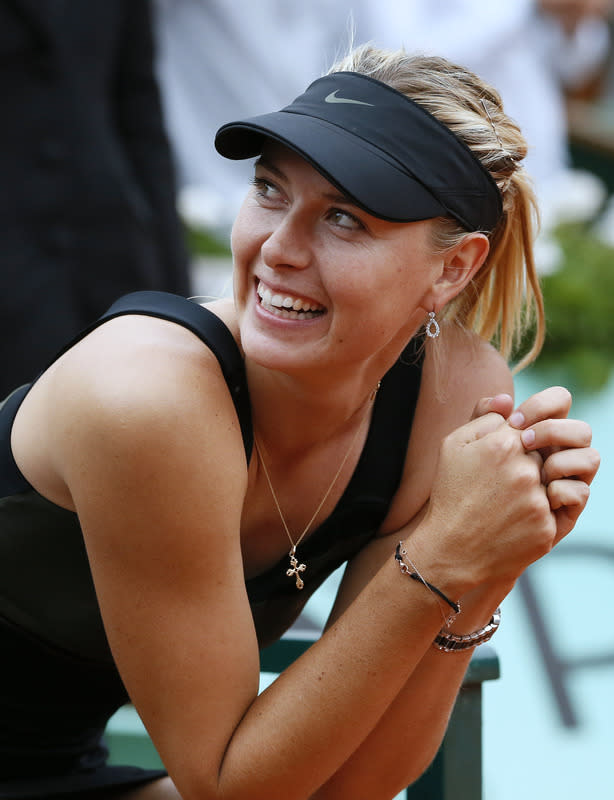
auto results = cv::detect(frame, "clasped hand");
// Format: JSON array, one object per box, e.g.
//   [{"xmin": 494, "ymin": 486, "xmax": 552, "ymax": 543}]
[{"xmin": 423, "ymin": 387, "xmax": 600, "ymax": 594}]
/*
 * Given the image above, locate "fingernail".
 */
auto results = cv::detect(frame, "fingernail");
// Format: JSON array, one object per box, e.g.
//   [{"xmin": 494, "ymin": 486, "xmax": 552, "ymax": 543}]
[
  {"xmin": 509, "ymin": 411, "xmax": 525, "ymax": 428},
  {"xmin": 521, "ymin": 429, "xmax": 535, "ymax": 447}
]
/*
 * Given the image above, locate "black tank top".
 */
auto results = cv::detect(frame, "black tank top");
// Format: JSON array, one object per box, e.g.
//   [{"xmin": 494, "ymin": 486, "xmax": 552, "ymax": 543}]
[{"xmin": 0, "ymin": 291, "xmax": 423, "ymax": 788}]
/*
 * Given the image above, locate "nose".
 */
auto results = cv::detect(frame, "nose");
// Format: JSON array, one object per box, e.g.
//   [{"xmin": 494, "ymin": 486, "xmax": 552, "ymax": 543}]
[{"xmin": 260, "ymin": 210, "xmax": 313, "ymax": 271}]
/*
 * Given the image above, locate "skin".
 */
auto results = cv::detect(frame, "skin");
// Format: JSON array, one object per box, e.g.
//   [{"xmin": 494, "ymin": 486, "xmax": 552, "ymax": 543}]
[{"xmin": 10, "ymin": 144, "xmax": 599, "ymax": 799}]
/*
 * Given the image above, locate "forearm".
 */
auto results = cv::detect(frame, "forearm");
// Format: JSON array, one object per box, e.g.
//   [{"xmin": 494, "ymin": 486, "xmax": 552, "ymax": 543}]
[
  {"xmin": 311, "ymin": 652, "xmax": 471, "ymax": 799},
  {"xmin": 309, "ymin": 581, "xmax": 506, "ymax": 799},
  {"xmin": 212, "ymin": 557, "xmax": 446, "ymax": 800}
]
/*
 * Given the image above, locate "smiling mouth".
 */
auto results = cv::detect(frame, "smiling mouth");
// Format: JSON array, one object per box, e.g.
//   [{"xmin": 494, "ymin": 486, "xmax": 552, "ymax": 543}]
[{"xmin": 256, "ymin": 281, "xmax": 326, "ymax": 320}]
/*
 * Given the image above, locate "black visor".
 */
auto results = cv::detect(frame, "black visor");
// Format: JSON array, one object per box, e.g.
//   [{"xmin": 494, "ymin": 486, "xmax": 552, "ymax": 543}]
[{"xmin": 215, "ymin": 72, "xmax": 503, "ymax": 232}]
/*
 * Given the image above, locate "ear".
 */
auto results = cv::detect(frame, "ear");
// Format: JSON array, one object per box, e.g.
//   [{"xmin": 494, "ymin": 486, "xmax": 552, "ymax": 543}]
[{"xmin": 424, "ymin": 233, "xmax": 490, "ymax": 311}]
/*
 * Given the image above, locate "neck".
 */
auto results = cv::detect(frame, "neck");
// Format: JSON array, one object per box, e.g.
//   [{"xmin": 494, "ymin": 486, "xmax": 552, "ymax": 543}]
[{"xmin": 247, "ymin": 360, "xmax": 380, "ymax": 457}]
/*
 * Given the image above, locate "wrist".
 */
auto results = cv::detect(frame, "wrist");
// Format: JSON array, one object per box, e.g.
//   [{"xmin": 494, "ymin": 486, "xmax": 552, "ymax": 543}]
[
  {"xmin": 394, "ymin": 542, "xmax": 461, "ymax": 627},
  {"xmin": 432, "ymin": 580, "xmax": 508, "ymax": 654},
  {"xmin": 403, "ymin": 519, "xmax": 478, "ymax": 604},
  {"xmin": 433, "ymin": 608, "xmax": 501, "ymax": 653},
  {"xmin": 444, "ymin": 581, "xmax": 512, "ymax": 635},
  {"xmin": 407, "ymin": 513, "xmax": 519, "ymax": 611},
  {"xmin": 391, "ymin": 541, "xmax": 508, "ymax": 654}
]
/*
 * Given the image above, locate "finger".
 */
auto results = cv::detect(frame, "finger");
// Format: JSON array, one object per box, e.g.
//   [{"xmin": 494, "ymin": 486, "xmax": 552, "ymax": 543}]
[
  {"xmin": 470, "ymin": 393, "xmax": 514, "ymax": 422},
  {"xmin": 542, "ymin": 446, "xmax": 601, "ymax": 486},
  {"xmin": 452, "ymin": 409, "xmax": 508, "ymax": 444},
  {"xmin": 519, "ymin": 418, "xmax": 592, "ymax": 451},
  {"xmin": 547, "ymin": 479, "xmax": 591, "ymax": 544},
  {"xmin": 508, "ymin": 386, "xmax": 572, "ymax": 429},
  {"xmin": 526, "ymin": 449, "xmax": 544, "ymax": 472},
  {"xmin": 547, "ymin": 477, "xmax": 590, "ymax": 513}
]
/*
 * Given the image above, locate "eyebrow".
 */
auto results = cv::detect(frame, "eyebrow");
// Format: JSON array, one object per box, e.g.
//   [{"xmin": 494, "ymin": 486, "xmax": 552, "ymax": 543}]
[{"xmin": 255, "ymin": 156, "xmax": 357, "ymax": 207}]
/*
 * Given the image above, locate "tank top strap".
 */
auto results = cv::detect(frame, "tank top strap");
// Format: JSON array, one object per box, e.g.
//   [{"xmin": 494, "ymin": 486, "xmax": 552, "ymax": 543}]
[
  {"xmin": 0, "ymin": 293, "xmax": 252, "ymax": 498},
  {"xmin": 98, "ymin": 292, "xmax": 253, "ymax": 461}
]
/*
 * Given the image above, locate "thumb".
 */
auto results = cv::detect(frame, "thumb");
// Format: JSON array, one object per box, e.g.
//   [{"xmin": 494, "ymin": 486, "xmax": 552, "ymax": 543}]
[
  {"xmin": 470, "ymin": 393, "xmax": 514, "ymax": 422},
  {"xmin": 454, "ymin": 408, "xmax": 508, "ymax": 445}
]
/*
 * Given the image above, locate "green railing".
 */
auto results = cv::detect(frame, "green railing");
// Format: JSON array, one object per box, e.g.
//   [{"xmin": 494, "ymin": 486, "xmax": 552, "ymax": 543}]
[{"xmin": 106, "ymin": 634, "xmax": 499, "ymax": 798}]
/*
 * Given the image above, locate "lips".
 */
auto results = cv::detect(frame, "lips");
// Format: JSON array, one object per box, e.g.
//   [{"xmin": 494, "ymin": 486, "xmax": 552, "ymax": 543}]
[{"xmin": 256, "ymin": 280, "xmax": 325, "ymax": 320}]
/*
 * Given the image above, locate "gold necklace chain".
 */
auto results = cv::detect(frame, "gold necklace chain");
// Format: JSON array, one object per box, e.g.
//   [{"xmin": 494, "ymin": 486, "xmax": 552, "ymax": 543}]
[{"xmin": 254, "ymin": 382, "xmax": 380, "ymax": 590}]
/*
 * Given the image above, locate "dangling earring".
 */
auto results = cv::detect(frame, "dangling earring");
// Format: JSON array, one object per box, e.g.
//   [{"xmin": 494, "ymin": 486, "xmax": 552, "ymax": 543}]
[{"xmin": 425, "ymin": 311, "xmax": 440, "ymax": 339}]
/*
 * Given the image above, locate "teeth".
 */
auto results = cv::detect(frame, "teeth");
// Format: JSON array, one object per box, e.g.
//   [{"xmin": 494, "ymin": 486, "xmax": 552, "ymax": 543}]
[{"xmin": 257, "ymin": 281, "xmax": 324, "ymax": 315}]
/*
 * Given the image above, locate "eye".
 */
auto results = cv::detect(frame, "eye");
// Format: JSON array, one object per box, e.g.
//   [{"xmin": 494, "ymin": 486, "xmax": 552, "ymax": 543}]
[
  {"xmin": 327, "ymin": 208, "xmax": 364, "ymax": 231},
  {"xmin": 250, "ymin": 176, "xmax": 282, "ymax": 202}
]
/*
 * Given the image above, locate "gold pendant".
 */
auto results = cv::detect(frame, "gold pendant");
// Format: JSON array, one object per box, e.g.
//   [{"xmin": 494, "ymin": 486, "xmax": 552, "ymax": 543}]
[{"xmin": 286, "ymin": 545, "xmax": 306, "ymax": 590}]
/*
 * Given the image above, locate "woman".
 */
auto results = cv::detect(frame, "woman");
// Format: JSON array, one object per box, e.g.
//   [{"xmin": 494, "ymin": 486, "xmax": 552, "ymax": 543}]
[{"xmin": 0, "ymin": 45, "xmax": 599, "ymax": 799}]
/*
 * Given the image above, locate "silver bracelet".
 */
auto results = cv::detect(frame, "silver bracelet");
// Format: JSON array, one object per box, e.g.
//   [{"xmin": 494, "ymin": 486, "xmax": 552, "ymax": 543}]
[
  {"xmin": 432, "ymin": 608, "xmax": 501, "ymax": 653},
  {"xmin": 394, "ymin": 542, "xmax": 460, "ymax": 627}
]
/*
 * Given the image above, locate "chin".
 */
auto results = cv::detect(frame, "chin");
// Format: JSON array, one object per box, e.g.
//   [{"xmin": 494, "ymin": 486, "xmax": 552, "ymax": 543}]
[{"xmin": 239, "ymin": 322, "xmax": 321, "ymax": 375}]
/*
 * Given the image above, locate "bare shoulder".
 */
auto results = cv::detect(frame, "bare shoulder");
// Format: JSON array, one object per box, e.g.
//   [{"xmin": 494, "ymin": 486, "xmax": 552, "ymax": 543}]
[
  {"xmin": 380, "ymin": 326, "xmax": 513, "ymax": 534},
  {"xmin": 415, "ymin": 324, "xmax": 513, "ymax": 449},
  {"xmin": 430, "ymin": 324, "xmax": 514, "ymax": 411},
  {"xmin": 12, "ymin": 307, "xmax": 246, "ymax": 508}
]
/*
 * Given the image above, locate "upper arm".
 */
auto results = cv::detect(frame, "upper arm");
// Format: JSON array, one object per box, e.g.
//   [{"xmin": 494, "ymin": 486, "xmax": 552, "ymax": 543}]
[
  {"xmin": 327, "ymin": 331, "xmax": 513, "ymax": 623},
  {"xmin": 45, "ymin": 317, "xmax": 259, "ymax": 790}
]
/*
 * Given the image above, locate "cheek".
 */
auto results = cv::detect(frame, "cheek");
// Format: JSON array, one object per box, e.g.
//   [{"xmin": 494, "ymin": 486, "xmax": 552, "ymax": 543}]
[
  {"xmin": 229, "ymin": 208, "xmax": 248, "ymax": 260},
  {"xmin": 230, "ymin": 207, "xmax": 262, "ymax": 294},
  {"xmin": 335, "ymin": 257, "xmax": 411, "ymax": 306},
  {"xmin": 230, "ymin": 199, "xmax": 274, "ymax": 262},
  {"xmin": 229, "ymin": 231, "xmax": 252, "ymax": 310}
]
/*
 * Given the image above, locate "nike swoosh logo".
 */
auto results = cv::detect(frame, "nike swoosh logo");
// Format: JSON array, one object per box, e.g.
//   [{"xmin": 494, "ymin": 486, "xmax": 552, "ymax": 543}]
[{"xmin": 324, "ymin": 90, "xmax": 374, "ymax": 106}]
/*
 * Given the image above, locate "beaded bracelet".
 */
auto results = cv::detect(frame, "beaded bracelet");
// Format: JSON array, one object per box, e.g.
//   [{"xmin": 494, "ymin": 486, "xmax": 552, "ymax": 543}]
[
  {"xmin": 433, "ymin": 608, "xmax": 501, "ymax": 653},
  {"xmin": 394, "ymin": 542, "xmax": 461, "ymax": 627}
]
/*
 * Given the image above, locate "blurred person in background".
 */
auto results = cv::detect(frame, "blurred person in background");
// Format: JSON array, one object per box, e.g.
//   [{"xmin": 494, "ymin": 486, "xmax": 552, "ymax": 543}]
[
  {"xmin": 361, "ymin": 0, "xmax": 614, "ymax": 259},
  {"xmin": 153, "ymin": 0, "xmax": 353, "ymax": 233},
  {"xmin": 153, "ymin": 0, "xmax": 614, "ymax": 269},
  {"xmin": 0, "ymin": 0, "xmax": 190, "ymax": 397}
]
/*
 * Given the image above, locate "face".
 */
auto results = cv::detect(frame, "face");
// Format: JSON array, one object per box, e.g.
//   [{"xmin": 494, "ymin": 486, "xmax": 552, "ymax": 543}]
[{"xmin": 231, "ymin": 142, "xmax": 443, "ymax": 380}]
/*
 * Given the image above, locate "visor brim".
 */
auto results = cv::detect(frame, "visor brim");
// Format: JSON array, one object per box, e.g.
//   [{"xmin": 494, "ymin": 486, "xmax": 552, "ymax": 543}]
[{"xmin": 215, "ymin": 112, "xmax": 450, "ymax": 223}]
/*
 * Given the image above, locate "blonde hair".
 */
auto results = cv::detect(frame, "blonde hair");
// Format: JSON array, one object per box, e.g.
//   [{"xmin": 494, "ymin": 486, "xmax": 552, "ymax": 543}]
[{"xmin": 329, "ymin": 44, "xmax": 545, "ymax": 371}]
